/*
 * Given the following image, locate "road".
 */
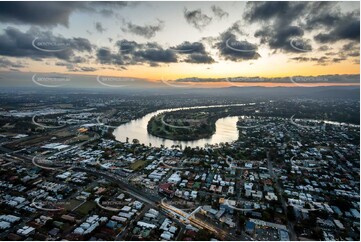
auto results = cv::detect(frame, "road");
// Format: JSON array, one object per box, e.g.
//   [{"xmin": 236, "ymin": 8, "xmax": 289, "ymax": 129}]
[
  {"xmin": 74, "ymin": 167, "xmax": 242, "ymax": 240},
  {"xmin": 267, "ymin": 151, "xmax": 297, "ymax": 241},
  {"xmin": 114, "ymin": 203, "xmax": 152, "ymax": 241},
  {"xmin": 4, "ymin": 133, "xmax": 242, "ymax": 241}
]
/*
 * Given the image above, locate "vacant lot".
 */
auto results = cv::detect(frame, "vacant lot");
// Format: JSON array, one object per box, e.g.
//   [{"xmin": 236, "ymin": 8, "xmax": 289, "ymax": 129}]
[
  {"xmin": 75, "ymin": 201, "xmax": 97, "ymax": 215},
  {"xmin": 129, "ymin": 160, "xmax": 148, "ymax": 171}
]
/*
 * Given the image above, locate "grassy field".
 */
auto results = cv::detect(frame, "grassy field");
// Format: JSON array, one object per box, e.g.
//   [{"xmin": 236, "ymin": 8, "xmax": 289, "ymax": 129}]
[
  {"xmin": 63, "ymin": 199, "xmax": 84, "ymax": 211},
  {"xmin": 129, "ymin": 160, "xmax": 148, "ymax": 171},
  {"xmin": 75, "ymin": 201, "xmax": 97, "ymax": 215}
]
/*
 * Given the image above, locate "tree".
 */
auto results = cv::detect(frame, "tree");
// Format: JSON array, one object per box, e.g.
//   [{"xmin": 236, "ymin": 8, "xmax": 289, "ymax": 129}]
[
  {"xmin": 239, "ymin": 215, "xmax": 246, "ymax": 228},
  {"xmin": 287, "ymin": 205, "xmax": 296, "ymax": 221},
  {"xmin": 132, "ymin": 138, "xmax": 139, "ymax": 144},
  {"xmin": 196, "ymin": 229, "xmax": 213, "ymax": 241}
]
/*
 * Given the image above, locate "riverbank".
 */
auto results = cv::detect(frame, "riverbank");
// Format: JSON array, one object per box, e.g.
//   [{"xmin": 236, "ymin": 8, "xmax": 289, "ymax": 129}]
[{"xmin": 147, "ymin": 112, "xmax": 217, "ymax": 141}]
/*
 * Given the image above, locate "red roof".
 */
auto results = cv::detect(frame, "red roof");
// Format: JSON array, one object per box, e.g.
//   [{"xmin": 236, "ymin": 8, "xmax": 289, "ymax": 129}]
[{"xmin": 158, "ymin": 183, "xmax": 174, "ymax": 194}]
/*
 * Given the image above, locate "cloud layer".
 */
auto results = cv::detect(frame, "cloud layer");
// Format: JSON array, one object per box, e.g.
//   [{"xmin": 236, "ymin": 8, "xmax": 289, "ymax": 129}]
[{"xmin": 0, "ymin": 1, "xmax": 358, "ymax": 74}]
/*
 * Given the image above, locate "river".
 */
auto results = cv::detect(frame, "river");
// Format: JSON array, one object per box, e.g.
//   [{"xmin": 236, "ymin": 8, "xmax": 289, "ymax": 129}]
[
  {"xmin": 113, "ymin": 103, "xmax": 360, "ymax": 148},
  {"xmin": 113, "ymin": 104, "xmax": 252, "ymax": 148}
]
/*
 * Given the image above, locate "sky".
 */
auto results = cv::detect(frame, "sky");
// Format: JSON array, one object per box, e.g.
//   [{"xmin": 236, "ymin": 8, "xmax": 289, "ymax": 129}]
[{"xmin": 0, "ymin": 1, "xmax": 359, "ymax": 87}]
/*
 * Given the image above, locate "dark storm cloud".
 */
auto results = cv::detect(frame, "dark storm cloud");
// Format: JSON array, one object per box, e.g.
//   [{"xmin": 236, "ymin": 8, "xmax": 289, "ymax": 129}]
[
  {"xmin": 343, "ymin": 42, "xmax": 358, "ymax": 51},
  {"xmin": 244, "ymin": 2, "xmax": 314, "ymax": 52},
  {"xmin": 70, "ymin": 56, "xmax": 87, "ymax": 64},
  {"xmin": 325, "ymin": 52, "xmax": 336, "ymax": 56},
  {"xmin": 95, "ymin": 22, "xmax": 106, "ymax": 33},
  {"xmin": 0, "ymin": 27, "xmax": 92, "ymax": 61},
  {"xmin": 290, "ymin": 55, "xmax": 349, "ymax": 65},
  {"xmin": 169, "ymin": 40, "xmax": 215, "ymax": 64},
  {"xmin": 136, "ymin": 48, "xmax": 177, "ymax": 63},
  {"xmin": 250, "ymin": 16, "xmax": 312, "ymax": 52},
  {"xmin": 55, "ymin": 62, "xmax": 77, "ymax": 71},
  {"xmin": 0, "ymin": 58, "xmax": 26, "ymax": 68},
  {"xmin": 318, "ymin": 45, "xmax": 330, "ymax": 51},
  {"xmin": 96, "ymin": 48, "xmax": 125, "ymax": 65},
  {"xmin": 214, "ymin": 24, "xmax": 260, "ymax": 61},
  {"xmin": 0, "ymin": 2, "xmax": 80, "ymax": 27},
  {"xmin": 303, "ymin": 2, "xmax": 341, "ymax": 29},
  {"xmin": 121, "ymin": 20, "xmax": 164, "ymax": 38},
  {"xmin": 312, "ymin": 56, "xmax": 328, "ymax": 64},
  {"xmin": 303, "ymin": 1, "xmax": 359, "ymax": 44},
  {"xmin": 96, "ymin": 40, "xmax": 178, "ymax": 66},
  {"xmin": 0, "ymin": 2, "xmax": 131, "ymax": 27},
  {"xmin": 80, "ymin": 67, "xmax": 97, "ymax": 72},
  {"xmin": 69, "ymin": 38, "xmax": 92, "ymax": 52},
  {"xmin": 245, "ymin": 1, "xmax": 359, "ymax": 51},
  {"xmin": 211, "ymin": 5, "xmax": 229, "ymax": 19},
  {"xmin": 314, "ymin": 41, "xmax": 360, "ymax": 64},
  {"xmin": 56, "ymin": 61, "xmax": 74, "ymax": 67},
  {"xmin": 171, "ymin": 41, "xmax": 207, "ymax": 54},
  {"xmin": 115, "ymin": 39, "xmax": 141, "ymax": 53},
  {"xmin": 184, "ymin": 8, "xmax": 212, "ymax": 30},
  {"xmin": 244, "ymin": 1, "xmax": 308, "ymax": 25},
  {"xmin": 332, "ymin": 57, "xmax": 347, "ymax": 63},
  {"xmin": 184, "ymin": 53, "xmax": 214, "ymax": 64},
  {"xmin": 245, "ymin": 1, "xmax": 288, "ymax": 22},
  {"xmin": 314, "ymin": 16, "xmax": 360, "ymax": 43},
  {"xmin": 255, "ymin": 26, "xmax": 312, "ymax": 52},
  {"xmin": 226, "ymin": 21, "xmax": 244, "ymax": 35},
  {"xmin": 348, "ymin": 51, "xmax": 360, "ymax": 57},
  {"xmin": 341, "ymin": 42, "xmax": 360, "ymax": 57},
  {"xmin": 96, "ymin": 38, "xmax": 216, "ymax": 66},
  {"xmin": 290, "ymin": 57, "xmax": 310, "ymax": 62},
  {"xmin": 216, "ymin": 36, "xmax": 260, "ymax": 61}
]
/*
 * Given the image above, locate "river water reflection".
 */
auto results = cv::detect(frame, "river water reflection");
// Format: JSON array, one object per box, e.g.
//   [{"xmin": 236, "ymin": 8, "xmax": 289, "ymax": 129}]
[
  {"xmin": 113, "ymin": 103, "xmax": 359, "ymax": 148},
  {"xmin": 113, "ymin": 104, "xmax": 247, "ymax": 148}
]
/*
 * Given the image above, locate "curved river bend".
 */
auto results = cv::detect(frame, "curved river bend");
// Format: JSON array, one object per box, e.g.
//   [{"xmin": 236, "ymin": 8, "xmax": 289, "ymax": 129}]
[
  {"xmin": 113, "ymin": 104, "xmax": 251, "ymax": 148},
  {"xmin": 113, "ymin": 103, "xmax": 360, "ymax": 148}
]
